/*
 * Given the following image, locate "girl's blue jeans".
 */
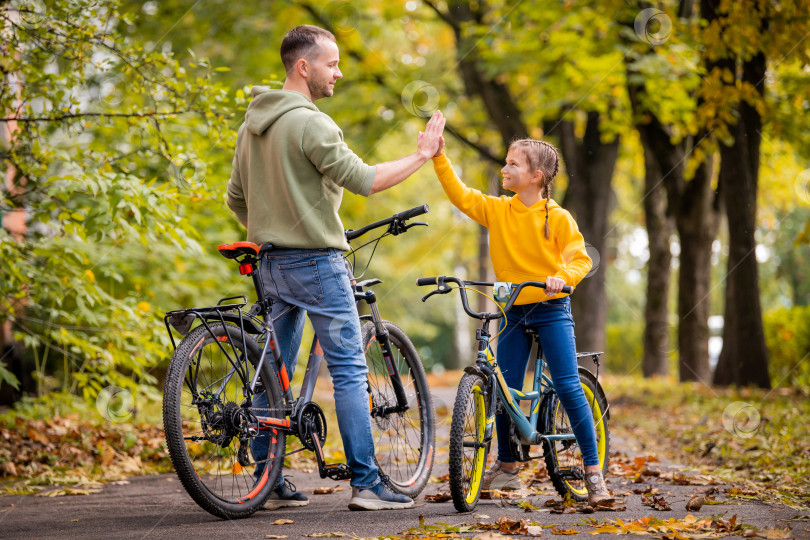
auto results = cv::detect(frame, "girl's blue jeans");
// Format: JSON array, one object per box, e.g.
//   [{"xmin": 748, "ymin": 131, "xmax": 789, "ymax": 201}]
[
  {"xmin": 495, "ymin": 296, "xmax": 600, "ymax": 466},
  {"xmin": 250, "ymin": 247, "xmax": 380, "ymax": 489}
]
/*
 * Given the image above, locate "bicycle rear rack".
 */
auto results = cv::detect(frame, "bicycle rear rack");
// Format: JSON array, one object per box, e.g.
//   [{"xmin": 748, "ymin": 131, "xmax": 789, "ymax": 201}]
[{"xmin": 164, "ymin": 296, "xmax": 265, "ymax": 351}]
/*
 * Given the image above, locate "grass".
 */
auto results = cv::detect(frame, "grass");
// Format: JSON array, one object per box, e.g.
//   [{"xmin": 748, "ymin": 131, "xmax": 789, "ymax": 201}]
[{"xmin": 605, "ymin": 374, "xmax": 810, "ymax": 509}]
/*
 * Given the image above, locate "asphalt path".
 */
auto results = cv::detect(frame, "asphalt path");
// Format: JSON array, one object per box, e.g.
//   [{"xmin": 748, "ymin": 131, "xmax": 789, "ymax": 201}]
[{"xmin": 1, "ymin": 388, "xmax": 806, "ymax": 539}]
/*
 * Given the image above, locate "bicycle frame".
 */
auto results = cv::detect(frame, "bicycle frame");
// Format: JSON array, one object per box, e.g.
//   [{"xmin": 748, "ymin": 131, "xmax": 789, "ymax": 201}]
[{"xmin": 473, "ymin": 330, "xmax": 576, "ymax": 448}]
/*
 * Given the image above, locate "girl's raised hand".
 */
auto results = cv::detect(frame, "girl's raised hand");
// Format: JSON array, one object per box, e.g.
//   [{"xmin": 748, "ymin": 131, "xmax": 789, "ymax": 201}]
[
  {"xmin": 434, "ymin": 135, "xmax": 445, "ymax": 157},
  {"xmin": 417, "ymin": 110, "xmax": 445, "ymax": 159}
]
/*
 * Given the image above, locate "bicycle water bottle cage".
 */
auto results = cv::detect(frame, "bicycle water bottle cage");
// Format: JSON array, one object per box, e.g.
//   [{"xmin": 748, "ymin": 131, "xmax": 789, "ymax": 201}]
[{"xmin": 493, "ymin": 282, "xmax": 513, "ymax": 305}]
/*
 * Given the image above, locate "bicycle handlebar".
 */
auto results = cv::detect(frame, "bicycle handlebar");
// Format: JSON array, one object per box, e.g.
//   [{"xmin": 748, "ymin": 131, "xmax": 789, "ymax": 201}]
[
  {"xmin": 394, "ymin": 204, "xmax": 429, "ymax": 221},
  {"xmin": 416, "ymin": 275, "xmax": 573, "ymax": 320},
  {"xmin": 345, "ymin": 204, "xmax": 429, "ymax": 241}
]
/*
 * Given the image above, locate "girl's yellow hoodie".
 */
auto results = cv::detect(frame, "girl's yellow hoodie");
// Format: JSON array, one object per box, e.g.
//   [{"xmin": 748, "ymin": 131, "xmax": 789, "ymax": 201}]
[{"xmin": 433, "ymin": 153, "xmax": 592, "ymax": 305}]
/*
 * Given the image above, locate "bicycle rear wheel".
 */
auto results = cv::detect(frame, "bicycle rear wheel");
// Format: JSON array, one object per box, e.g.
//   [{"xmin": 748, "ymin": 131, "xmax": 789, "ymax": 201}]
[
  {"xmin": 540, "ymin": 367, "xmax": 609, "ymax": 502},
  {"xmin": 163, "ymin": 322, "xmax": 286, "ymax": 519},
  {"xmin": 362, "ymin": 320, "xmax": 434, "ymax": 498},
  {"xmin": 448, "ymin": 372, "xmax": 490, "ymax": 512}
]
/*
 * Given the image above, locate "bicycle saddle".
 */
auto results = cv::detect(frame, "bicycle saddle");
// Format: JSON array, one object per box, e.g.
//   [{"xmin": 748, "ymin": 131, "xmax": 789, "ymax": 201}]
[{"xmin": 217, "ymin": 241, "xmax": 260, "ymax": 260}]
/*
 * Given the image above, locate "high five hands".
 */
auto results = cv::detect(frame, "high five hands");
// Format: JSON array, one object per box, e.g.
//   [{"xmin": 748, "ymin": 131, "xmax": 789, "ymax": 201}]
[{"xmin": 417, "ymin": 110, "xmax": 446, "ymax": 160}]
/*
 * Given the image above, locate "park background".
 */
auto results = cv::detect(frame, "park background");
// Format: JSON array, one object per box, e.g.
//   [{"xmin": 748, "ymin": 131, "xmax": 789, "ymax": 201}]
[{"xmin": 0, "ymin": 0, "xmax": 809, "ymax": 512}]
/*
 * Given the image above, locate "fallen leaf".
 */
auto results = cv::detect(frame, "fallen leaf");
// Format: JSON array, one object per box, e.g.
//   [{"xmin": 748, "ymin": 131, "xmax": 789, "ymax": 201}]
[
  {"xmin": 304, "ymin": 534, "xmax": 347, "ymax": 538},
  {"xmin": 271, "ymin": 519, "xmax": 294, "ymax": 525},
  {"xmin": 100, "ymin": 446, "xmax": 115, "ymax": 467},
  {"xmin": 525, "ymin": 524, "xmax": 543, "ymax": 536},
  {"xmin": 685, "ymin": 495, "xmax": 705, "ymax": 511},
  {"xmin": 758, "ymin": 528, "xmax": 792, "ymax": 539},
  {"xmin": 0, "ymin": 462, "xmax": 18, "ymax": 476},
  {"xmin": 472, "ymin": 533, "xmax": 510, "ymax": 540},
  {"xmin": 265, "ymin": 536, "xmax": 288, "ymax": 539},
  {"xmin": 642, "ymin": 494, "xmax": 672, "ymax": 511},
  {"xmin": 550, "ymin": 526, "xmax": 579, "ymax": 534},
  {"xmin": 313, "ymin": 486, "xmax": 344, "ymax": 494},
  {"xmin": 424, "ymin": 491, "xmax": 452, "ymax": 502}
]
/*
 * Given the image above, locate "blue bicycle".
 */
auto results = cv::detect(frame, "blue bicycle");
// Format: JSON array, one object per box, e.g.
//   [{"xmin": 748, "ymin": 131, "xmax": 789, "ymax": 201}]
[{"xmin": 417, "ymin": 276, "xmax": 609, "ymax": 512}]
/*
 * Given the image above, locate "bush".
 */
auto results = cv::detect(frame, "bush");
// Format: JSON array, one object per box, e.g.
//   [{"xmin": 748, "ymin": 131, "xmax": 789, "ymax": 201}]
[
  {"xmin": 764, "ymin": 305, "xmax": 810, "ymax": 390},
  {"xmin": 605, "ymin": 321, "xmax": 644, "ymax": 374}
]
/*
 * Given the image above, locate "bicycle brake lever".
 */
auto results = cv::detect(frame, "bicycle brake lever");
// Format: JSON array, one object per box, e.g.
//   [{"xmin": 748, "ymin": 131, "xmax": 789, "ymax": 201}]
[
  {"xmin": 421, "ymin": 282, "xmax": 452, "ymax": 302},
  {"xmin": 421, "ymin": 290, "xmax": 438, "ymax": 302},
  {"xmin": 404, "ymin": 221, "xmax": 428, "ymax": 230}
]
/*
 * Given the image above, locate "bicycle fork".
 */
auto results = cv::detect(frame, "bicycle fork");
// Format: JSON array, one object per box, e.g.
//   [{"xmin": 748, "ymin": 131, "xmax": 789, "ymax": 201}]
[{"xmin": 356, "ymin": 288, "xmax": 410, "ymax": 415}]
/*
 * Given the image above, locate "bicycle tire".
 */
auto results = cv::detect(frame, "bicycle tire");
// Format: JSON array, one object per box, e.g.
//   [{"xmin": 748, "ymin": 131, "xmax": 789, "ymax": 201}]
[
  {"xmin": 448, "ymin": 372, "xmax": 490, "ymax": 512},
  {"xmin": 540, "ymin": 367, "xmax": 610, "ymax": 502},
  {"xmin": 163, "ymin": 322, "xmax": 286, "ymax": 519},
  {"xmin": 361, "ymin": 320, "xmax": 434, "ymax": 498}
]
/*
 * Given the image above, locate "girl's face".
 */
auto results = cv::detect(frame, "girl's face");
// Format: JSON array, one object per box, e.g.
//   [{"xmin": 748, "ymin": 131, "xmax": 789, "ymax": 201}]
[{"xmin": 501, "ymin": 147, "xmax": 542, "ymax": 193}]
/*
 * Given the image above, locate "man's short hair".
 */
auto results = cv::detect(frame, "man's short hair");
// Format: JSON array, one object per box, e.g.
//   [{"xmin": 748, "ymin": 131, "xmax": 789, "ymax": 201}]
[{"xmin": 280, "ymin": 25, "xmax": 336, "ymax": 73}]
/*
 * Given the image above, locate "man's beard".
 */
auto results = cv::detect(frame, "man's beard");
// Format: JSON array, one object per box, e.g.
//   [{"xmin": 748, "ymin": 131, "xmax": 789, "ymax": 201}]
[{"xmin": 308, "ymin": 74, "xmax": 333, "ymax": 100}]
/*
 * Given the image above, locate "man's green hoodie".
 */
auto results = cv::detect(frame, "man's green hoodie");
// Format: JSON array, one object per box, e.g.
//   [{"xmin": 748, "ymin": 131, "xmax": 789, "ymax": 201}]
[{"xmin": 226, "ymin": 87, "xmax": 376, "ymax": 250}]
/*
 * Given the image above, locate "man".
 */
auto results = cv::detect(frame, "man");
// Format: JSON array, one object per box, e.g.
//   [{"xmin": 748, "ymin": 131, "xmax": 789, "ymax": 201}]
[{"xmin": 226, "ymin": 25, "xmax": 444, "ymax": 511}]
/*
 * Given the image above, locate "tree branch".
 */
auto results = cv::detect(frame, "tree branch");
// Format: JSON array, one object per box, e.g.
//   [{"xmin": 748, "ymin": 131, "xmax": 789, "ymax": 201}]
[{"xmin": 3, "ymin": 109, "xmax": 205, "ymax": 122}]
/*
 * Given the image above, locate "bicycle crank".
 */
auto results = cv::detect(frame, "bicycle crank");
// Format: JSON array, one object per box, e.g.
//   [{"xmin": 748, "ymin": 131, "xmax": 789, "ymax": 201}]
[{"xmin": 295, "ymin": 402, "xmax": 353, "ymax": 481}]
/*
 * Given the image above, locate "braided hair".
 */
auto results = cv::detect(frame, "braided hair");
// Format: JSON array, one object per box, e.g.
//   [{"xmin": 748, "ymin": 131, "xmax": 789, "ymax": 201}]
[{"xmin": 509, "ymin": 139, "xmax": 560, "ymax": 239}]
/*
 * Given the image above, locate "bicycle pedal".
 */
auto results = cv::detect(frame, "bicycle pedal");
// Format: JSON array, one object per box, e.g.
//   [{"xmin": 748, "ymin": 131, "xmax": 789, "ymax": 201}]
[
  {"xmin": 322, "ymin": 463, "xmax": 353, "ymax": 481},
  {"xmin": 558, "ymin": 467, "xmax": 584, "ymax": 480}
]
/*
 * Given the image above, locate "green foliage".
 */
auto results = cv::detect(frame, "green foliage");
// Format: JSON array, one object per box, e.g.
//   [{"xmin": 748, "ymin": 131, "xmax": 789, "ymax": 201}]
[
  {"xmin": 764, "ymin": 305, "xmax": 810, "ymax": 390},
  {"xmin": 3, "ymin": 0, "xmax": 810, "ymax": 412},
  {"xmin": 1, "ymin": 0, "xmax": 237, "ymax": 400},
  {"xmin": 605, "ymin": 321, "xmax": 644, "ymax": 375}
]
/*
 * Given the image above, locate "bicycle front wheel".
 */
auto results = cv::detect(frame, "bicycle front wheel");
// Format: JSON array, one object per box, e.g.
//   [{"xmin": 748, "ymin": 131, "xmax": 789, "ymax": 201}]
[
  {"xmin": 362, "ymin": 320, "xmax": 434, "ymax": 498},
  {"xmin": 448, "ymin": 372, "xmax": 490, "ymax": 512},
  {"xmin": 540, "ymin": 367, "xmax": 610, "ymax": 502},
  {"xmin": 163, "ymin": 322, "xmax": 287, "ymax": 519}
]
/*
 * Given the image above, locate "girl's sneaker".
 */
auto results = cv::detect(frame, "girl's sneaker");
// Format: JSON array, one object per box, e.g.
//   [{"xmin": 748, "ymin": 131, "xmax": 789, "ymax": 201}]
[
  {"xmin": 584, "ymin": 471, "xmax": 615, "ymax": 506},
  {"xmin": 481, "ymin": 461, "xmax": 522, "ymax": 490}
]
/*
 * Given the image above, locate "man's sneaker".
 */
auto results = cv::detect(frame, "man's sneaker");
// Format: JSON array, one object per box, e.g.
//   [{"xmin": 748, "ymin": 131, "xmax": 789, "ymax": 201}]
[
  {"xmin": 348, "ymin": 480, "xmax": 414, "ymax": 511},
  {"xmin": 481, "ymin": 461, "xmax": 522, "ymax": 491},
  {"xmin": 263, "ymin": 478, "xmax": 309, "ymax": 510},
  {"xmin": 584, "ymin": 470, "xmax": 615, "ymax": 506}
]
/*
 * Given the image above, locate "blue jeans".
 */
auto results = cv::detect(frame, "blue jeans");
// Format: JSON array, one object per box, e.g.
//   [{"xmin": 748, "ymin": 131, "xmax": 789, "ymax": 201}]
[
  {"xmin": 495, "ymin": 297, "xmax": 599, "ymax": 466},
  {"xmin": 251, "ymin": 247, "xmax": 380, "ymax": 489}
]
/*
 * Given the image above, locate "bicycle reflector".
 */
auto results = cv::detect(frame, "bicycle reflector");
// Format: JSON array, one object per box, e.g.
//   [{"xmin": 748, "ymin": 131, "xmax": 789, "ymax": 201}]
[{"xmin": 239, "ymin": 263, "xmax": 254, "ymax": 275}]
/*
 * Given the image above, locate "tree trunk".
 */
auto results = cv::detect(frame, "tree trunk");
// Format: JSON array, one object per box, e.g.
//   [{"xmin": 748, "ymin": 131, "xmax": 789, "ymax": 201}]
[
  {"xmin": 628, "ymin": 82, "xmax": 720, "ymax": 381},
  {"xmin": 628, "ymin": 80, "xmax": 675, "ymax": 378},
  {"xmin": 551, "ymin": 114, "xmax": 619, "ymax": 360},
  {"xmin": 675, "ymin": 159, "xmax": 719, "ymax": 383},
  {"xmin": 450, "ymin": 263, "xmax": 472, "ymax": 370},
  {"xmin": 712, "ymin": 53, "xmax": 771, "ymax": 388},
  {"xmin": 641, "ymin": 149, "xmax": 673, "ymax": 377}
]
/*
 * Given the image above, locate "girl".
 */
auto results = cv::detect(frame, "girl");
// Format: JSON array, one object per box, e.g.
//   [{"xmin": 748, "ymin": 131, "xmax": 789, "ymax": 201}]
[{"xmin": 431, "ymin": 137, "xmax": 613, "ymax": 505}]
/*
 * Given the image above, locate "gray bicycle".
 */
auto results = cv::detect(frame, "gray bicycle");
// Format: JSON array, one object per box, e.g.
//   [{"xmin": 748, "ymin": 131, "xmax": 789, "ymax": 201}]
[{"xmin": 162, "ymin": 206, "xmax": 435, "ymax": 519}]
